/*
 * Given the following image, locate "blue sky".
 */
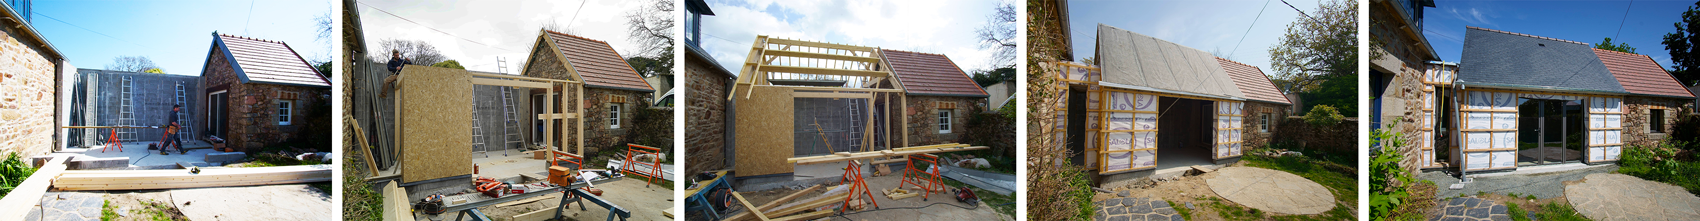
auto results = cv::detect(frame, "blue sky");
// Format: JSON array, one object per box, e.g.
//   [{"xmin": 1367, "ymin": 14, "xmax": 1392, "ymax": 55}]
[
  {"xmin": 355, "ymin": 0, "xmax": 652, "ymax": 73},
  {"xmin": 1068, "ymin": 0, "xmax": 1323, "ymax": 73},
  {"xmin": 697, "ymin": 0, "xmax": 1007, "ymax": 75},
  {"xmin": 27, "ymin": 1, "xmax": 333, "ymax": 76},
  {"xmin": 1422, "ymin": 0, "xmax": 1695, "ymax": 68}
]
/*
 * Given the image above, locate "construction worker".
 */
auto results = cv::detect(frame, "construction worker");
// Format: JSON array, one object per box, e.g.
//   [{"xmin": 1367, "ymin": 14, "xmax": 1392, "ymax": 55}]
[
  {"xmin": 381, "ymin": 49, "xmax": 413, "ymax": 97},
  {"xmin": 162, "ymin": 105, "xmax": 184, "ymax": 155}
]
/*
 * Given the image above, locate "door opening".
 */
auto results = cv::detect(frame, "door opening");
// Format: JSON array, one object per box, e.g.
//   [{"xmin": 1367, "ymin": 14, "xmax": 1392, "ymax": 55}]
[
  {"xmin": 1517, "ymin": 99, "xmax": 1584, "ymax": 166},
  {"xmin": 1154, "ymin": 97, "xmax": 1213, "ymax": 171}
]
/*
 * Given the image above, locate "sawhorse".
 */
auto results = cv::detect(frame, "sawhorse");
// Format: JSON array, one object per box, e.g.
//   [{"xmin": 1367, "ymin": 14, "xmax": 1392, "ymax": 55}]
[
  {"xmin": 454, "ymin": 187, "xmax": 630, "ymax": 221},
  {"xmin": 842, "ymin": 160, "xmax": 879, "ymax": 210},
  {"xmin": 102, "ymin": 129, "xmax": 123, "ymax": 153},
  {"xmin": 898, "ymin": 154, "xmax": 944, "ymax": 200}
]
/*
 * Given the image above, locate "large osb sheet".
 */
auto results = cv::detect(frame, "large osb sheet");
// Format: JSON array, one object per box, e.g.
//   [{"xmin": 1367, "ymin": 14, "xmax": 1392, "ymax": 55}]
[
  {"xmin": 734, "ymin": 86, "xmax": 795, "ymax": 177},
  {"xmin": 399, "ymin": 66, "xmax": 474, "ymax": 183}
]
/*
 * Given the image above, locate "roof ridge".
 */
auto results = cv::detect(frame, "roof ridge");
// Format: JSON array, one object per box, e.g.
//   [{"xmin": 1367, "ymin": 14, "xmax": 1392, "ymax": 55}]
[
  {"xmin": 1215, "ymin": 56, "xmax": 1266, "ymax": 74},
  {"xmin": 882, "ymin": 49, "xmax": 948, "ymax": 57},
  {"xmin": 1467, "ymin": 26, "xmax": 1588, "ymax": 46},
  {"xmin": 1592, "ymin": 47, "xmax": 1649, "ymax": 58},
  {"xmin": 217, "ymin": 33, "xmax": 283, "ymax": 44},
  {"xmin": 543, "ymin": 29, "xmax": 608, "ymax": 44}
]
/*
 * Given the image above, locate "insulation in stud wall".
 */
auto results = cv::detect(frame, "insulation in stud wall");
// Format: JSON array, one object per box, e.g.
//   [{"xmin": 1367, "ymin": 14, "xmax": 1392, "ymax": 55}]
[
  {"xmin": 1460, "ymin": 91, "xmax": 1519, "ymax": 170},
  {"xmin": 1216, "ymin": 101, "xmax": 1243, "ymax": 158},
  {"xmin": 1587, "ymin": 97, "xmax": 1623, "ymax": 162},
  {"xmin": 1098, "ymin": 90, "xmax": 1160, "ymax": 173}
]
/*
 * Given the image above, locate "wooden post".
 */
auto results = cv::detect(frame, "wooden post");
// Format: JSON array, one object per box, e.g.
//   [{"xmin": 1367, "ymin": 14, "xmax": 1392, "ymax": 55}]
[
  {"xmin": 545, "ymin": 84, "xmax": 554, "ymax": 160},
  {"xmin": 901, "ymin": 94, "xmax": 908, "ymax": 147},
  {"xmin": 393, "ymin": 75, "xmax": 403, "ymax": 169},
  {"xmin": 864, "ymin": 95, "xmax": 873, "ymax": 152},
  {"xmin": 577, "ymin": 83, "xmax": 584, "ymax": 156},
  {"xmin": 884, "ymin": 92, "xmax": 891, "ymax": 151}
]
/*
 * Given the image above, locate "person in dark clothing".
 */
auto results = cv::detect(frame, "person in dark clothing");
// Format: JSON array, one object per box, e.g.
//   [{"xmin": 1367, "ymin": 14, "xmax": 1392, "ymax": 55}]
[
  {"xmin": 382, "ymin": 50, "xmax": 412, "ymax": 98},
  {"xmin": 162, "ymin": 105, "xmax": 184, "ymax": 155}
]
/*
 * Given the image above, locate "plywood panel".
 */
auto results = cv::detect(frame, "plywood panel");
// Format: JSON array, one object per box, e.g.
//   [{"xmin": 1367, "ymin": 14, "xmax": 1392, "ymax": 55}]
[
  {"xmin": 399, "ymin": 66, "xmax": 475, "ymax": 183},
  {"xmin": 735, "ymin": 85, "xmax": 796, "ymax": 176}
]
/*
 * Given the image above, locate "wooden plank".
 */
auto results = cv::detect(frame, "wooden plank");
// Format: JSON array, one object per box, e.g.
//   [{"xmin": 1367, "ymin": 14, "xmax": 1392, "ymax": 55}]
[
  {"xmin": 760, "ymin": 50, "xmax": 881, "ymax": 63},
  {"xmin": 734, "ymin": 86, "xmax": 795, "ymax": 176},
  {"xmin": 770, "ymin": 210, "xmax": 834, "ymax": 221},
  {"xmin": 0, "ymin": 156, "xmax": 68, "ymax": 217},
  {"xmin": 791, "ymin": 146, "xmax": 989, "ymax": 165},
  {"xmin": 472, "ymin": 78, "xmax": 552, "ymax": 89},
  {"xmin": 759, "ymin": 194, "xmax": 846, "ymax": 219},
  {"xmin": 759, "ymin": 65, "xmax": 887, "ymax": 77},
  {"xmin": 347, "ymin": 116, "xmax": 380, "ymax": 176},
  {"xmin": 663, "ymin": 206, "xmax": 675, "ymax": 218},
  {"xmin": 53, "ymin": 165, "xmax": 334, "ymax": 190},
  {"xmin": 792, "ymin": 92, "xmax": 872, "ymax": 99},
  {"xmin": 398, "ymin": 66, "xmax": 475, "ymax": 183},
  {"xmin": 494, "ymin": 195, "xmax": 557, "ymax": 208},
  {"xmin": 754, "ymin": 185, "xmax": 821, "ymax": 212},
  {"xmin": 535, "ymin": 113, "xmax": 577, "ymax": 120},
  {"xmin": 383, "ymin": 182, "xmax": 415, "ymax": 221},
  {"xmin": 510, "ymin": 208, "xmax": 553, "ymax": 221},
  {"xmin": 766, "ymin": 38, "xmax": 875, "ymax": 52},
  {"xmin": 468, "ymin": 71, "xmax": 576, "ymax": 83},
  {"xmin": 731, "ymin": 192, "xmax": 771, "ymax": 221}
]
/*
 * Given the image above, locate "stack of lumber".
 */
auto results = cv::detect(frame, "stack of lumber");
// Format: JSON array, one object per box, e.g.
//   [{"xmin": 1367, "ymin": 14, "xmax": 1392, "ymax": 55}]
[
  {"xmin": 724, "ymin": 185, "xmax": 847, "ymax": 221},
  {"xmin": 53, "ymin": 165, "xmax": 333, "ymax": 190},
  {"xmin": 786, "ymin": 143, "xmax": 988, "ymax": 165}
]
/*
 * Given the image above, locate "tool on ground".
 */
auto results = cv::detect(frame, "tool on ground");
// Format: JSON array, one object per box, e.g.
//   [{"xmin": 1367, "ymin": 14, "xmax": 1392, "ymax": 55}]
[
  {"xmin": 415, "ymin": 194, "xmax": 447, "ymax": 215},
  {"xmin": 953, "ymin": 186, "xmax": 980, "ymax": 206},
  {"xmin": 474, "ymin": 177, "xmax": 511, "ymax": 198}
]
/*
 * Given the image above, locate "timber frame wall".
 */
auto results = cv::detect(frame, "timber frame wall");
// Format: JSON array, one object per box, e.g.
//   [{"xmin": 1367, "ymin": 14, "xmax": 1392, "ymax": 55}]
[
  {"xmin": 729, "ymin": 36, "xmax": 908, "ymax": 177},
  {"xmin": 390, "ymin": 65, "xmax": 587, "ymax": 184},
  {"xmin": 1045, "ymin": 61, "xmax": 1246, "ymax": 175}
]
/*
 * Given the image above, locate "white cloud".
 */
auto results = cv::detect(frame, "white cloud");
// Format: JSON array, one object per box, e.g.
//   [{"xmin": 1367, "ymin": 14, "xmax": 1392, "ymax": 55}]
[
  {"xmin": 699, "ymin": 0, "xmax": 1008, "ymax": 76},
  {"xmin": 357, "ymin": 0, "xmax": 652, "ymax": 73}
]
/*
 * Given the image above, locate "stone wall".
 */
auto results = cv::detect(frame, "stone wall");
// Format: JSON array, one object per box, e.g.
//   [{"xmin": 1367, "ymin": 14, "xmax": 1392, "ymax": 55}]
[
  {"xmin": 1369, "ymin": 2, "xmax": 1431, "ymax": 70},
  {"xmin": 1374, "ymin": 65, "xmax": 1429, "ymax": 176},
  {"xmin": 1271, "ymin": 117, "xmax": 1360, "ymax": 153},
  {"xmin": 1623, "ymin": 96, "xmax": 1689, "ymax": 148},
  {"xmin": 905, "ymin": 95, "xmax": 985, "ymax": 146},
  {"xmin": 1240, "ymin": 101, "xmax": 1289, "ymax": 149},
  {"xmin": 684, "ymin": 53, "xmax": 730, "ymax": 176},
  {"xmin": 581, "ymin": 87, "xmax": 651, "ymax": 154},
  {"xmin": 0, "ymin": 21, "xmax": 59, "ymax": 157}
]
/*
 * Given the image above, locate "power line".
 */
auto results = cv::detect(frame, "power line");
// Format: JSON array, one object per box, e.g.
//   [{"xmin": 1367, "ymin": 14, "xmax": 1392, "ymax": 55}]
[
  {"xmin": 357, "ymin": 1, "xmax": 519, "ymax": 52},
  {"xmin": 31, "ymin": 12, "xmax": 153, "ymax": 50},
  {"xmin": 1230, "ymin": 0, "xmax": 1272, "ymax": 59},
  {"xmin": 244, "ymin": 0, "xmax": 255, "ymax": 35},
  {"xmin": 1281, "ymin": 0, "xmax": 1321, "ymax": 24},
  {"xmin": 1424, "ymin": 29, "xmax": 1462, "ymax": 43},
  {"xmin": 566, "ymin": 0, "xmax": 586, "ymax": 30},
  {"xmin": 1614, "ymin": 0, "xmax": 1634, "ymax": 39}
]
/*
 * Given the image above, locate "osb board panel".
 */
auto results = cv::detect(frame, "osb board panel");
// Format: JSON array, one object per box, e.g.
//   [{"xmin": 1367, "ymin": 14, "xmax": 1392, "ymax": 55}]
[
  {"xmin": 734, "ymin": 85, "xmax": 795, "ymax": 176},
  {"xmin": 400, "ymin": 66, "xmax": 475, "ymax": 183}
]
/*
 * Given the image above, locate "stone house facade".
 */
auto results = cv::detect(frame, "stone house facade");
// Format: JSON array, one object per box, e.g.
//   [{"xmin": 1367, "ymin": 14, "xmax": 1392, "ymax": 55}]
[
  {"xmin": 0, "ymin": 3, "xmax": 65, "ymax": 156},
  {"xmin": 903, "ymin": 96, "xmax": 984, "ymax": 146},
  {"xmin": 197, "ymin": 33, "xmax": 332, "ymax": 152},
  {"xmin": 683, "ymin": 43, "xmax": 733, "ymax": 176},
  {"xmin": 520, "ymin": 30, "xmax": 654, "ymax": 155}
]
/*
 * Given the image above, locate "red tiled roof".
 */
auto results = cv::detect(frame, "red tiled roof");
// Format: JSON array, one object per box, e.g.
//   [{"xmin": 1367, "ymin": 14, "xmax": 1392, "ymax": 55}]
[
  {"xmin": 215, "ymin": 33, "xmax": 330, "ymax": 87},
  {"xmin": 543, "ymin": 31, "xmax": 653, "ymax": 92},
  {"xmin": 1594, "ymin": 48, "xmax": 1694, "ymax": 98},
  {"xmin": 880, "ymin": 49, "xmax": 987, "ymax": 97},
  {"xmin": 1216, "ymin": 57, "xmax": 1290, "ymax": 105}
]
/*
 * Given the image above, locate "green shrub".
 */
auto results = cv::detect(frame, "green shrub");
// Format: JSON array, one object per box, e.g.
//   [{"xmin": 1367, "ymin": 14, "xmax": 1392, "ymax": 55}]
[
  {"xmin": 1304, "ymin": 104, "xmax": 1345, "ymax": 127},
  {"xmin": 1618, "ymin": 142, "xmax": 1700, "ymax": 195},
  {"xmin": 1369, "ymin": 120, "xmax": 1420, "ymax": 221},
  {"xmin": 0, "ymin": 152, "xmax": 37, "ymax": 198},
  {"xmin": 1535, "ymin": 202, "xmax": 1589, "ymax": 221},
  {"xmin": 1506, "ymin": 202, "xmax": 1530, "ymax": 221}
]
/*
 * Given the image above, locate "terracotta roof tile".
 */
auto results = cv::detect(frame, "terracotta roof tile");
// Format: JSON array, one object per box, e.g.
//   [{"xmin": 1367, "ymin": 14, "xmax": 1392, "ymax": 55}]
[
  {"xmin": 880, "ymin": 49, "xmax": 987, "ymax": 97},
  {"xmin": 216, "ymin": 34, "xmax": 330, "ymax": 87},
  {"xmin": 1594, "ymin": 48, "xmax": 1694, "ymax": 98},
  {"xmin": 544, "ymin": 31, "xmax": 653, "ymax": 92},
  {"xmin": 1216, "ymin": 57, "xmax": 1289, "ymax": 104}
]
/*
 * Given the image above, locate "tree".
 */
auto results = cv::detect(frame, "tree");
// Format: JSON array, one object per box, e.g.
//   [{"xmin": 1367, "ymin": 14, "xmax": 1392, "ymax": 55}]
[
  {"xmin": 1269, "ymin": 0, "xmax": 1357, "ymax": 113},
  {"xmin": 374, "ymin": 39, "xmax": 446, "ymax": 66},
  {"xmin": 973, "ymin": 67, "xmax": 1016, "ymax": 87},
  {"xmin": 1664, "ymin": 2, "xmax": 1700, "ymax": 86},
  {"xmin": 1597, "ymin": 37, "xmax": 1637, "ymax": 54},
  {"xmin": 106, "ymin": 56, "xmax": 160, "ymax": 73},
  {"xmin": 626, "ymin": 57, "xmax": 665, "ymax": 78},
  {"xmin": 314, "ymin": 61, "xmax": 331, "ymax": 78},
  {"xmin": 625, "ymin": 0, "xmax": 674, "ymax": 78},
  {"xmin": 143, "ymin": 68, "xmax": 164, "ymax": 74},
  {"xmin": 431, "ymin": 60, "xmax": 465, "ymax": 70},
  {"xmin": 976, "ymin": 2, "xmax": 1018, "ymax": 68}
]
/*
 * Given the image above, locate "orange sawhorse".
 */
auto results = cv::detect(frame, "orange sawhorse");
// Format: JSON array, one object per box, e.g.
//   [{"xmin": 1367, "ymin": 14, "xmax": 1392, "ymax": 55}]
[
  {"xmin": 621, "ymin": 144, "xmax": 664, "ymax": 187},
  {"xmin": 101, "ymin": 129, "xmax": 123, "ymax": 153},
  {"xmin": 841, "ymin": 160, "xmax": 879, "ymax": 210},
  {"xmin": 898, "ymin": 154, "xmax": 945, "ymax": 200}
]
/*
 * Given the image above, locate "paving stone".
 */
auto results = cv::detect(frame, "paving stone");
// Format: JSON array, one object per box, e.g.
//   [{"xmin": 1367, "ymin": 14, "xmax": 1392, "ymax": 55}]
[
  {"xmin": 1128, "ymin": 202, "xmax": 1151, "ymax": 214},
  {"xmin": 1490, "ymin": 205, "xmax": 1506, "ymax": 214},
  {"xmin": 1465, "ymin": 198, "xmax": 1480, "ymax": 208},
  {"xmin": 1450, "ymin": 197, "xmax": 1467, "ymax": 206},
  {"xmin": 1204, "ymin": 167, "xmax": 1334, "ymax": 215},
  {"xmin": 1490, "ymin": 214, "xmax": 1511, "ymax": 221},
  {"xmin": 1185, "ymin": 202, "xmax": 1194, "ymax": 209},
  {"xmin": 1145, "ymin": 214, "xmax": 1166, "ymax": 221},
  {"xmin": 1108, "ymin": 206, "xmax": 1126, "ymax": 215},
  {"xmin": 1118, "ymin": 190, "xmax": 1130, "ymax": 197},
  {"xmin": 1447, "ymin": 206, "xmax": 1465, "ymax": 216},
  {"xmin": 1466, "ymin": 207, "xmax": 1488, "ymax": 218},
  {"xmin": 1169, "ymin": 214, "xmax": 1185, "ymax": 221},
  {"xmin": 1152, "ymin": 200, "xmax": 1170, "ymax": 209},
  {"xmin": 1565, "ymin": 173, "xmax": 1700, "ymax": 221},
  {"xmin": 1109, "ymin": 214, "xmax": 1130, "ymax": 221}
]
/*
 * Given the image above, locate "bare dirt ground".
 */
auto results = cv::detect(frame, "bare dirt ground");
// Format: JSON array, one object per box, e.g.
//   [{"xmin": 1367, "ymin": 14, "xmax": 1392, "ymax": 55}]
[
  {"xmin": 474, "ymin": 178, "xmax": 674, "ymax": 221},
  {"xmin": 713, "ymin": 174, "xmax": 1008, "ymax": 220},
  {"xmin": 104, "ymin": 190, "xmax": 188, "ymax": 221}
]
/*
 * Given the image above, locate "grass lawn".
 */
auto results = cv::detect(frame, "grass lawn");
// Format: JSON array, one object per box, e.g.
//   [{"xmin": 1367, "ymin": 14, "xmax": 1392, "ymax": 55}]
[{"xmin": 1235, "ymin": 151, "xmax": 1358, "ymax": 221}]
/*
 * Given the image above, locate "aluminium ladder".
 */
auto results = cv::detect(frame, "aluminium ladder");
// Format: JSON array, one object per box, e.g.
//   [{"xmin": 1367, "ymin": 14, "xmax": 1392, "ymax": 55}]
[
  {"xmin": 847, "ymin": 98, "xmax": 863, "ymax": 152},
  {"xmin": 173, "ymin": 82, "xmax": 194, "ymax": 142},
  {"xmin": 118, "ymin": 76, "xmax": 137, "ymax": 142},
  {"xmin": 500, "ymin": 86, "xmax": 521, "ymax": 156},
  {"xmin": 472, "ymin": 97, "xmax": 488, "ymax": 157}
]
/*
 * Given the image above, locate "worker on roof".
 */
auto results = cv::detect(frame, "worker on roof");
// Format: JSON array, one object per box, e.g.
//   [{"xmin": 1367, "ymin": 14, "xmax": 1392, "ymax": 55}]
[
  {"xmin": 381, "ymin": 49, "xmax": 413, "ymax": 98},
  {"xmin": 162, "ymin": 104, "xmax": 184, "ymax": 155}
]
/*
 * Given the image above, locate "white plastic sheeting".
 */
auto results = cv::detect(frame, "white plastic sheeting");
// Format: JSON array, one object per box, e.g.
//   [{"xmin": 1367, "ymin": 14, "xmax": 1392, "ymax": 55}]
[
  {"xmin": 1100, "ymin": 91, "xmax": 1159, "ymax": 173},
  {"xmin": 1587, "ymin": 97, "xmax": 1623, "ymax": 162},
  {"xmin": 1216, "ymin": 101, "xmax": 1244, "ymax": 159}
]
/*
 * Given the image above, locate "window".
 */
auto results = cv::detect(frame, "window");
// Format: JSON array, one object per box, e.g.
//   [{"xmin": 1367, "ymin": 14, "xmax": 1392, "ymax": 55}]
[
  {"xmin": 1651, "ymin": 109, "xmax": 1666, "ymax": 133},
  {"xmin": 609, "ymin": 104, "xmax": 621, "ymax": 129},
  {"xmin": 277, "ymin": 100, "xmax": 293, "ymax": 125},
  {"xmin": 1260, "ymin": 113, "xmax": 1271, "ymax": 133},
  {"xmin": 938, "ymin": 110, "xmax": 952, "ymax": 133}
]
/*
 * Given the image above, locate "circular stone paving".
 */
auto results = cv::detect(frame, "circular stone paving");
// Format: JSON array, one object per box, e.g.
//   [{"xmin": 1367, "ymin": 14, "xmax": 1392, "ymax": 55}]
[
  {"xmin": 1203, "ymin": 167, "xmax": 1335, "ymax": 215},
  {"xmin": 1565, "ymin": 173, "xmax": 1700, "ymax": 221}
]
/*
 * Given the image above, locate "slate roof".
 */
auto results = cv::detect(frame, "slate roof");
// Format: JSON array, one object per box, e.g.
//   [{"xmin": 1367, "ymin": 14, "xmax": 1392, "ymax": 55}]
[
  {"xmin": 210, "ymin": 33, "xmax": 330, "ymax": 88},
  {"xmin": 880, "ymin": 49, "xmax": 988, "ymax": 97},
  {"xmin": 1594, "ymin": 48, "xmax": 1695, "ymax": 98},
  {"xmin": 1217, "ymin": 57, "xmax": 1290, "ymax": 105},
  {"xmin": 1456, "ymin": 27, "xmax": 1624, "ymax": 94},
  {"xmin": 1095, "ymin": 24, "xmax": 1243, "ymax": 99},
  {"xmin": 542, "ymin": 30, "xmax": 654, "ymax": 92}
]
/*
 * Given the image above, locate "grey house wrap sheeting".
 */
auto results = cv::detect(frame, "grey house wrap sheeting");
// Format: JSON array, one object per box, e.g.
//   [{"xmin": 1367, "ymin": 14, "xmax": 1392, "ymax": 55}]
[{"xmin": 1095, "ymin": 24, "xmax": 1244, "ymax": 99}]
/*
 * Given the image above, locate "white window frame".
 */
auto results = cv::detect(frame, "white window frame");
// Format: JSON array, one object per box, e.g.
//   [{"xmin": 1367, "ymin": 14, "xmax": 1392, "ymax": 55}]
[
  {"xmin": 938, "ymin": 110, "xmax": 952, "ymax": 134},
  {"xmin": 609, "ymin": 104, "xmax": 621, "ymax": 129},
  {"xmin": 277, "ymin": 100, "xmax": 293, "ymax": 125},
  {"xmin": 1260, "ymin": 113, "xmax": 1270, "ymax": 133}
]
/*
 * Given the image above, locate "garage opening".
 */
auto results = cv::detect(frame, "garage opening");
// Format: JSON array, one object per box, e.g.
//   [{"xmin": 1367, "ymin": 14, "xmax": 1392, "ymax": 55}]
[
  {"xmin": 1155, "ymin": 97, "xmax": 1214, "ymax": 171},
  {"xmin": 1517, "ymin": 98, "xmax": 1584, "ymax": 166}
]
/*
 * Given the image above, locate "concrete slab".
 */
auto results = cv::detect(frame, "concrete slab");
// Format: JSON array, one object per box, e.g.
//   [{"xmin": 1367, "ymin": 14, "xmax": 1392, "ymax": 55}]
[
  {"xmin": 1204, "ymin": 167, "xmax": 1334, "ymax": 215},
  {"xmin": 473, "ymin": 153, "xmax": 549, "ymax": 180},
  {"xmin": 65, "ymin": 144, "xmax": 229, "ymax": 168},
  {"xmin": 1565, "ymin": 173, "xmax": 1700, "ymax": 221},
  {"xmin": 1420, "ymin": 164, "xmax": 1615, "ymax": 199},
  {"xmin": 204, "ymin": 152, "xmax": 246, "ymax": 164},
  {"xmin": 170, "ymin": 184, "xmax": 334, "ymax": 220}
]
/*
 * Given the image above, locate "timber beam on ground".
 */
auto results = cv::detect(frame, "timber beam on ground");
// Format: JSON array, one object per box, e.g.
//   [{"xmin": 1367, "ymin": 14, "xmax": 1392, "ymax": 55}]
[
  {"xmin": 0, "ymin": 156, "xmax": 68, "ymax": 217},
  {"xmin": 786, "ymin": 143, "xmax": 983, "ymax": 165},
  {"xmin": 726, "ymin": 191, "xmax": 849, "ymax": 221},
  {"xmin": 52, "ymin": 165, "xmax": 333, "ymax": 191}
]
